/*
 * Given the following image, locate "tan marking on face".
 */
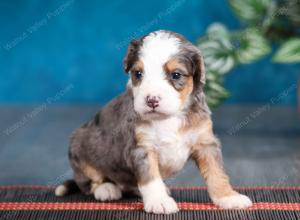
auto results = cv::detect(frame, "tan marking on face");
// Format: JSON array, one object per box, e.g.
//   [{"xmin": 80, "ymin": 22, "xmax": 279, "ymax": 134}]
[
  {"xmin": 179, "ymin": 76, "xmax": 193, "ymax": 104},
  {"xmin": 164, "ymin": 58, "xmax": 194, "ymax": 105},
  {"xmin": 81, "ymin": 162, "xmax": 103, "ymax": 184},
  {"xmin": 132, "ymin": 59, "xmax": 144, "ymax": 71},
  {"xmin": 164, "ymin": 59, "xmax": 187, "ymax": 74},
  {"xmin": 130, "ymin": 59, "xmax": 144, "ymax": 86}
]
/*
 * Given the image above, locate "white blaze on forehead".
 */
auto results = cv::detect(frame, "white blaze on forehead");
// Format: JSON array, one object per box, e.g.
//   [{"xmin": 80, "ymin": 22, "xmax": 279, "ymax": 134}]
[
  {"xmin": 140, "ymin": 31, "xmax": 180, "ymax": 73},
  {"xmin": 130, "ymin": 31, "xmax": 183, "ymax": 118}
]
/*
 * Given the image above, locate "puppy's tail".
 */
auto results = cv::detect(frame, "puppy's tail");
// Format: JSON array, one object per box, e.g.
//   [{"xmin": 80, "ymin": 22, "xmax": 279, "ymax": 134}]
[{"xmin": 55, "ymin": 179, "xmax": 80, "ymax": 197}]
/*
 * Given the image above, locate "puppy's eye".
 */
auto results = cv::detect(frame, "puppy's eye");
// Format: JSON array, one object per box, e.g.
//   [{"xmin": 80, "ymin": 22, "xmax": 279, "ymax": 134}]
[
  {"xmin": 171, "ymin": 72, "xmax": 182, "ymax": 80},
  {"xmin": 133, "ymin": 71, "xmax": 143, "ymax": 80}
]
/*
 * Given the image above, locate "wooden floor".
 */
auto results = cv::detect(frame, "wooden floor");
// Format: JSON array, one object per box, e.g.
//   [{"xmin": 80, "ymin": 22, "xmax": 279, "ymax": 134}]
[{"xmin": 0, "ymin": 105, "xmax": 299, "ymax": 186}]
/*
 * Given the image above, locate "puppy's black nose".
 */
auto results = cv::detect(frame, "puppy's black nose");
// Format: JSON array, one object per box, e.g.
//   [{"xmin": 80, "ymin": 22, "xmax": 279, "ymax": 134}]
[{"xmin": 146, "ymin": 96, "xmax": 160, "ymax": 109}]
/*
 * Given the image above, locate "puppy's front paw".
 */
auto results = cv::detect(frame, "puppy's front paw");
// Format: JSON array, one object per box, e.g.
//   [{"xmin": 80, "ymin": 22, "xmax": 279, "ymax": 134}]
[
  {"xmin": 144, "ymin": 195, "xmax": 179, "ymax": 214},
  {"xmin": 213, "ymin": 193, "xmax": 252, "ymax": 209},
  {"xmin": 94, "ymin": 182, "xmax": 122, "ymax": 201}
]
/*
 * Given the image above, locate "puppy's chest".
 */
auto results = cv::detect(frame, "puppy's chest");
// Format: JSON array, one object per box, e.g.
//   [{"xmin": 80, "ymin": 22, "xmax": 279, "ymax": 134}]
[{"xmin": 138, "ymin": 117, "xmax": 193, "ymax": 177}]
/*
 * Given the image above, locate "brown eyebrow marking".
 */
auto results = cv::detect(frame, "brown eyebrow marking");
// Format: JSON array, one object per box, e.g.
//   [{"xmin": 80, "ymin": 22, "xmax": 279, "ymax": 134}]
[
  {"xmin": 131, "ymin": 59, "xmax": 144, "ymax": 72},
  {"xmin": 164, "ymin": 58, "xmax": 188, "ymax": 75},
  {"xmin": 164, "ymin": 58, "xmax": 194, "ymax": 105}
]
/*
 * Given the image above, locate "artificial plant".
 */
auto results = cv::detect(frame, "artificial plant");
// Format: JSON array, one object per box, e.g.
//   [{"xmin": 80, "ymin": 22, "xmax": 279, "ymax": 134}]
[{"xmin": 201, "ymin": 0, "xmax": 300, "ymax": 108}]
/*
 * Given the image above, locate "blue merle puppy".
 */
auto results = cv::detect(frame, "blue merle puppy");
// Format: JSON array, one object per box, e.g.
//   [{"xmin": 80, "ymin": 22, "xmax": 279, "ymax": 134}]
[{"xmin": 55, "ymin": 30, "xmax": 252, "ymax": 214}]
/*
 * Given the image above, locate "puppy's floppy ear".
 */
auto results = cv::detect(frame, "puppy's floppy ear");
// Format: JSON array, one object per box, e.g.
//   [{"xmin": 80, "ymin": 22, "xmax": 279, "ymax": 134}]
[
  {"xmin": 191, "ymin": 46, "xmax": 206, "ymax": 90},
  {"xmin": 123, "ymin": 39, "xmax": 141, "ymax": 73},
  {"xmin": 189, "ymin": 45, "xmax": 210, "ymax": 113}
]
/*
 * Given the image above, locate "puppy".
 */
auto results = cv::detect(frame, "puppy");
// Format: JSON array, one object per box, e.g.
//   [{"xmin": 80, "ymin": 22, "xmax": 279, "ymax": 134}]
[{"xmin": 55, "ymin": 30, "xmax": 252, "ymax": 214}]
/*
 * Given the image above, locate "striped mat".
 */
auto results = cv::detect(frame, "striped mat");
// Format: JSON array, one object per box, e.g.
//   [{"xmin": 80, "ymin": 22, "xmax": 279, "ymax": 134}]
[{"xmin": 0, "ymin": 186, "xmax": 299, "ymax": 219}]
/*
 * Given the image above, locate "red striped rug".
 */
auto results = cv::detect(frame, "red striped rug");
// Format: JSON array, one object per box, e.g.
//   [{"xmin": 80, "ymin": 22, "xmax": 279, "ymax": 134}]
[{"xmin": 0, "ymin": 185, "xmax": 299, "ymax": 219}]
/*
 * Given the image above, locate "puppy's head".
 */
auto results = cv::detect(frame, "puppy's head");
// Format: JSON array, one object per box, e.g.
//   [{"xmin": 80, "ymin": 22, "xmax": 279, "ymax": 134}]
[{"xmin": 123, "ymin": 30, "xmax": 206, "ymax": 120}]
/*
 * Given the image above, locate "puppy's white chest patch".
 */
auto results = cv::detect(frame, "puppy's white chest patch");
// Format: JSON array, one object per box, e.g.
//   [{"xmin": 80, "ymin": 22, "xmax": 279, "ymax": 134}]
[{"xmin": 139, "ymin": 117, "xmax": 191, "ymax": 178}]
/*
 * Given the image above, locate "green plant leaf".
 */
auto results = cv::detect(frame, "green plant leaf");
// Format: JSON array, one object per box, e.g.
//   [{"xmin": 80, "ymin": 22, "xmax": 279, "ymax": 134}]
[
  {"xmin": 206, "ymin": 23, "xmax": 230, "ymax": 40},
  {"xmin": 198, "ymin": 32, "xmax": 236, "ymax": 75},
  {"xmin": 198, "ymin": 23, "xmax": 233, "ymax": 108},
  {"xmin": 273, "ymin": 38, "xmax": 300, "ymax": 63},
  {"xmin": 234, "ymin": 28, "xmax": 271, "ymax": 63},
  {"xmin": 229, "ymin": 0, "xmax": 272, "ymax": 23},
  {"xmin": 285, "ymin": 0, "xmax": 300, "ymax": 26},
  {"xmin": 205, "ymin": 78, "xmax": 230, "ymax": 109}
]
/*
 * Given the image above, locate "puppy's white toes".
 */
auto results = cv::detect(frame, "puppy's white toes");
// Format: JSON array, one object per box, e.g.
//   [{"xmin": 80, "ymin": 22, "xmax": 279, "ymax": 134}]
[
  {"xmin": 94, "ymin": 182, "xmax": 122, "ymax": 201},
  {"xmin": 213, "ymin": 194, "xmax": 252, "ymax": 209},
  {"xmin": 144, "ymin": 195, "xmax": 179, "ymax": 214}
]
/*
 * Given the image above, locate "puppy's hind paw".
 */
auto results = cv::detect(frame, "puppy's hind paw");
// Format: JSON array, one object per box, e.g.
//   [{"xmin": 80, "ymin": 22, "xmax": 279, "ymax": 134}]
[
  {"xmin": 94, "ymin": 182, "xmax": 122, "ymax": 201},
  {"xmin": 55, "ymin": 185, "xmax": 68, "ymax": 197},
  {"xmin": 212, "ymin": 194, "xmax": 252, "ymax": 209}
]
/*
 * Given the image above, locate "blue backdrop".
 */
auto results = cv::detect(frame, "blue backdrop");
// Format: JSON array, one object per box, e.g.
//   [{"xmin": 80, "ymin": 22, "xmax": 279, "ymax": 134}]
[{"xmin": 0, "ymin": 0, "xmax": 299, "ymax": 105}]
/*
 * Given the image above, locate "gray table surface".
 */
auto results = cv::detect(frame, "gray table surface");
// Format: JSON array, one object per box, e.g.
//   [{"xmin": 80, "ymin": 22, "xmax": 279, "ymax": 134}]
[{"xmin": 0, "ymin": 105, "xmax": 299, "ymax": 186}]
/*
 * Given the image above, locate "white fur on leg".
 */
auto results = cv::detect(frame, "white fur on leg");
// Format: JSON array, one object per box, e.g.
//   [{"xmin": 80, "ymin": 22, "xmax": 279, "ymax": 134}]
[
  {"xmin": 94, "ymin": 182, "xmax": 122, "ymax": 201},
  {"xmin": 139, "ymin": 179, "xmax": 179, "ymax": 214},
  {"xmin": 212, "ymin": 194, "xmax": 252, "ymax": 209}
]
